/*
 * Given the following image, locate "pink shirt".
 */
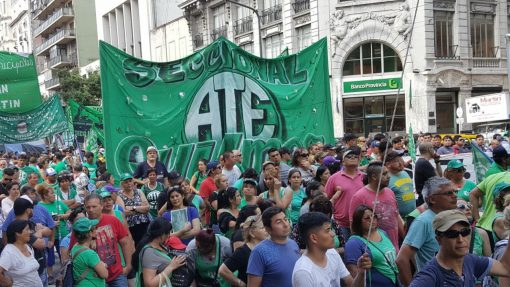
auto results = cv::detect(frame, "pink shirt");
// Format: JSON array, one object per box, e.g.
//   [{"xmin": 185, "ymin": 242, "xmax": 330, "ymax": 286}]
[
  {"xmin": 324, "ymin": 170, "xmax": 364, "ymax": 228},
  {"xmin": 349, "ymin": 186, "xmax": 400, "ymax": 251}
]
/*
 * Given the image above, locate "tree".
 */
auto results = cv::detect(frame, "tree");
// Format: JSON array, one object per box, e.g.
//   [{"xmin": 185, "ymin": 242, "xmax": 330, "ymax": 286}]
[{"xmin": 57, "ymin": 69, "xmax": 101, "ymax": 106}]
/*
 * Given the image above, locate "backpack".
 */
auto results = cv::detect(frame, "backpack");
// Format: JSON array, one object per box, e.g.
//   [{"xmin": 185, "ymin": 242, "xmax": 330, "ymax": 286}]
[{"xmin": 62, "ymin": 247, "xmax": 91, "ymax": 287}]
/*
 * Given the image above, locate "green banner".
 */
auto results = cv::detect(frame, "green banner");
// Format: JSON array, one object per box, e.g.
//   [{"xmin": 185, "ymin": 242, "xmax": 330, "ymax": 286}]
[
  {"xmin": 471, "ymin": 140, "xmax": 493, "ymax": 183},
  {"xmin": 0, "ymin": 52, "xmax": 42, "ymax": 112},
  {"xmin": 100, "ymin": 37, "xmax": 333, "ymax": 178},
  {"xmin": 67, "ymin": 99, "xmax": 103, "ymax": 144},
  {"xmin": 0, "ymin": 96, "xmax": 68, "ymax": 143},
  {"xmin": 343, "ymin": 77, "xmax": 402, "ymax": 94}
]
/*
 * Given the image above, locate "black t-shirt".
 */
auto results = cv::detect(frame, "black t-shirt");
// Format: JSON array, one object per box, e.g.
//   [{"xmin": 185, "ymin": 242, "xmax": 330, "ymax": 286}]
[
  {"xmin": 223, "ymin": 244, "xmax": 251, "ymax": 284},
  {"xmin": 133, "ymin": 161, "xmax": 169, "ymax": 184},
  {"xmin": 414, "ymin": 158, "xmax": 436, "ymax": 194},
  {"xmin": 27, "ymin": 221, "xmax": 46, "ymax": 275},
  {"xmin": 232, "ymin": 229, "xmax": 243, "ymax": 245},
  {"xmin": 209, "ymin": 192, "xmax": 219, "ymax": 225}
]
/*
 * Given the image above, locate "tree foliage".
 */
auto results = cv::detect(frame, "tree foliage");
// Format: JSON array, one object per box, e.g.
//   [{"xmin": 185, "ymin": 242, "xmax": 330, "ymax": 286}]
[{"xmin": 57, "ymin": 69, "xmax": 101, "ymax": 106}]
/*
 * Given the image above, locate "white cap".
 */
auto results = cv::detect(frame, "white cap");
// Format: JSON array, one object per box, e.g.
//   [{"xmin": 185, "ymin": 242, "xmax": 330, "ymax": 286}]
[{"xmin": 20, "ymin": 195, "xmax": 33, "ymax": 204}]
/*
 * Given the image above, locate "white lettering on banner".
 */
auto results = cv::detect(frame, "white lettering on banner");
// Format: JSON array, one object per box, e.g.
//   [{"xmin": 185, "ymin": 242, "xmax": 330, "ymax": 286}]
[
  {"xmin": 185, "ymin": 72, "xmax": 276, "ymax": 142},
  {"xmin": 0, "ymin": 99, "xmax": 20, "ymax": 109},
  {"xmin": 0, "ymin": 84, "xmax": 7, "ymax": 94}
]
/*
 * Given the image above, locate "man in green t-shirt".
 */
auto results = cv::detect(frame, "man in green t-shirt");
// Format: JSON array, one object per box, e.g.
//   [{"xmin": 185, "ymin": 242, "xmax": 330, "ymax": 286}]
[
  {"xmin": 471, "ymin": 171, "xmax": 510, "ymax": 231},
  {"xmin": 53, "ymin": 152, "xmax": 67, "ymax": 175},
  {"xmin": 82, "ymin": 152, "xmax": 98, "ymax": 180}
]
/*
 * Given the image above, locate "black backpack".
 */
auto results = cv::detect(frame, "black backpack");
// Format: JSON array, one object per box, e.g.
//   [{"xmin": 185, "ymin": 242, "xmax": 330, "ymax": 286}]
[{"xmin": 62, "ymin": 247, "xmax": 91, "ymax": 287}]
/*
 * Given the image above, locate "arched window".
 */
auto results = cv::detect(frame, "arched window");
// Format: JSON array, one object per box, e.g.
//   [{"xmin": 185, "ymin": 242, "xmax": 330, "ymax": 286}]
[{"xmin": 343, "ymin": 42, "xmax": 403, "ymax": 76}]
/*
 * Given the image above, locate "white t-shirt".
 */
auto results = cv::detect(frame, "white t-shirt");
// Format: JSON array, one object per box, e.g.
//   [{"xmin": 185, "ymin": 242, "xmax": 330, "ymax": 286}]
[
  {"xmin": 0, "ymin": 244, "xmax": 43, "ymax": 287},
  {"xmin": 292, "ymin": 249, "xmax": 350, "ymax": 287},
  {"xmin": 1, "ymin": 197, "xmax": 14, "ymax": 218},
  {"xmin": 222, "ymin": 166, "xmax": 242, "ymax": 187}
]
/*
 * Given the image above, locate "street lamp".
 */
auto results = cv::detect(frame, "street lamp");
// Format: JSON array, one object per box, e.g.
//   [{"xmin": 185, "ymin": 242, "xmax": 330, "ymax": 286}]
[{"xmin": 224, "ymin": 0, "xmax": 263, "ymax": 57}]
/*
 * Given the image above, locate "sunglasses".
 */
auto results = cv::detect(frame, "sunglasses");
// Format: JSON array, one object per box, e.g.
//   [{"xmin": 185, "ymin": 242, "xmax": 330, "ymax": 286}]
[
  {"xmin": 450, "ymin": 168, "xmax": 465, "ymax": 173},
  {"xmin": 437, "ymin": 227, "xmax": 471, "ymax": 238},
  {"xmin": 457, "ymin": 203, "xmax": 472, "ymax": 210},
  {"xmin": 434, "ymin": 190, "xmax": 458, "ymax": 197},
  {"xmin": 300, "ymin": 153, "xmax": 309, "ymax": 157}
]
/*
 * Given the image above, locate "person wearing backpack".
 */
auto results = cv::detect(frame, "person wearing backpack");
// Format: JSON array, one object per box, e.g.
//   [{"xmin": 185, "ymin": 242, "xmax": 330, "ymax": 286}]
[{"xmin": 70, "ymin": 217, "xmax": 108, "ymax": 286}]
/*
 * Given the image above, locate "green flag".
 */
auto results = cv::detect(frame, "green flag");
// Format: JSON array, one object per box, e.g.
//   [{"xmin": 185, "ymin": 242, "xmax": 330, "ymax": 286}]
[
  {"xmin": 471, "ymin": 140, "xmax": 493, "ymax": 183},
  {"xmin": 67, "ymin": 99, "xmax": 103, "ymax": 145},
  {"xmin": 0, "ymin": 52, "xmax": 42, "ymax": 112},
  {"xmin": 100, "ymin": 38, "xmax": 334, "ymax": 178},
  {"xmin": 0, "ymin": 96, "xmax": 67, "ymax": 143},
  {"xmin": 408, "ymin": 125, "xmax": 416, "ymax": 163}
]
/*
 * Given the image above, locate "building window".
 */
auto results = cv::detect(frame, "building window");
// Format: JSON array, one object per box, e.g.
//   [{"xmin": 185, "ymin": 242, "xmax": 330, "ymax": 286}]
[
  {"xmin": 471, "ymin": 13, "xmax": 495, "ymax": 57},
  {"xmin": 434, "ymin": 10, "xmax": 455, "ymax": 58},
  {"xmin": 343, "ymin": 42, "xmax": 402, "ymax": 76},
  {"xmin": 264, "ymin": 33, "xmax": 282, "ymax": 58},
  {"xmin": 240, "ymin": 42, "xmax": 254, "ymax": 53},
  {"xmin": 295, "ymin": 24, "xmax": 311, "ymax": 51},
  {"xmin": 212, "ymin": 5, "xmax": 225, "ymax": 29},
  {"xmin": 343, "ymin": 95, "xmax": 406, "ymax": 136},
  {"xmin": 236, "ymin": 0, "xmax": 251, "ymax": 20}
]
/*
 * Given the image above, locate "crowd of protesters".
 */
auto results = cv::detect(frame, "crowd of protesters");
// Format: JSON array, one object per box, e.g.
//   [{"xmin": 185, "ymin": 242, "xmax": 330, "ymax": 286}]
[{"xmin": 0, "ymin": 131, "xmax": 508, "ymax": 286}]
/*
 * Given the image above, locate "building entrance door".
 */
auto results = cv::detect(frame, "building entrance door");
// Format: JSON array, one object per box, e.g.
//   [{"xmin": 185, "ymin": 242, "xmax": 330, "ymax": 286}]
[{"xmin": 435, "ymin": 92, "xmax": 457, "ymax": 133}]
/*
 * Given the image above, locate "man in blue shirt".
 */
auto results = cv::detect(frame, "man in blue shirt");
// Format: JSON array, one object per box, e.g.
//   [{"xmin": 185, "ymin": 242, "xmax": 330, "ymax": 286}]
[
  {"xmin": 410, "ymin": 210, "xmax": 510, "ymax": 286},
  {"xmin": 247, "ymin": 206, "xmax": 300, "ymax": 287},
  {"xmin": 396, "ymin": 176, "xmax": 457, "ymax": 286}
]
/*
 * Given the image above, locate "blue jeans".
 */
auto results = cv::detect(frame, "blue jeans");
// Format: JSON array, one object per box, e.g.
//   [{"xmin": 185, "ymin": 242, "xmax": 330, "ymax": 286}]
[
  {"xmin": 107, "ymin": 274, "xmax": 128, "ymax": 287},
  {"xmin": 39, "ymin": 268, "xmax": 48, "ymax": 287}
]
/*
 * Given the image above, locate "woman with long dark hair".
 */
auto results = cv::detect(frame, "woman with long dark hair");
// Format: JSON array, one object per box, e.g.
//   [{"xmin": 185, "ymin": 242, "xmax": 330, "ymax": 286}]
[
  {"xmin": 132, "ymin": 218, "xmax": 187, "ymax": 287},
  {"xmin": 344, "ymin": 205, "xmax": 398, "ymax": 287},
  {"xmin": 217, "ymin": 187, "xmax": 241, "ymax": 239},
  {"xmin": 162, "ymin": 186, "xmax": 200, "ymax": 245}
]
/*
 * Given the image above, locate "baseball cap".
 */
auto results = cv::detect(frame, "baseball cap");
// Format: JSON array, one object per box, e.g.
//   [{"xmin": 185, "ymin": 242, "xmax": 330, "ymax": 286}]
[
  {"xmin": 432, "ymin": 210, "xmax": 470, "ymax": 232},
  {"xmin": 385, "ymin": 151, "xmax": 402, "ymax": 162},
  {"xmin": 20, "ymin": 195, "xmax": 33, "ymax": 204},
  {"xmin": 493, "ymin": 145, "xmax": 510, "ymax": 158},
  {"xmin": 446, "ymin": 159, "xmax": 465, "ymax": 170},
  {"xmin": 73, "ymin": 217, "xmax": 99, "ymax": 233},
  {"xmin": 99, "ymin": 148, "xmax": 105, "ymax": 153},
  {"xmin": 45, "ymin": 168, "xmax": 56, "ymax": 176},
  {"xmin": 323, "ymin": 156, "xmax": 340, "ymax": 166},
  {"xmin": 99, "ymin": 191, "xmax": 112, "ymax": 199},
  {"xmin": 147, "ymin": 146, "xmax": 158, "ymax": 153},
  {"xmin": 120, "ymin": 172, "xmax": 133, "ymax": 181},
  {"xmin": 206, "ymin": 160, "xmax": 220, "ymax": 173},
  {"xmin": 262, "ymin": 161, "xmax": 277, "ymax": 170},
  {"xmin": 243, "ymin": 178, "xmax": 258, "ymax": 187},
  {"xmin": 323, "ymin": 144, "xmax": 335, "ymax": 150},
  {"xmin": 370, "ymin": 140, "xmax": 381, "ymax": 148},
  {"xmin": 165, "ymin": 236, "xmax": 187, "ymax": 250},
  {"xmin": 492, "ymin": 182, "xmax": 510, "ymax": 198}
]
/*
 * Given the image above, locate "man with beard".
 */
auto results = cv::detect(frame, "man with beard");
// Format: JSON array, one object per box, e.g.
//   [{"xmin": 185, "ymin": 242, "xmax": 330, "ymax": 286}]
[{"xmin": 348, "ymin": 161, "xmax": 403, "ymax": 251}]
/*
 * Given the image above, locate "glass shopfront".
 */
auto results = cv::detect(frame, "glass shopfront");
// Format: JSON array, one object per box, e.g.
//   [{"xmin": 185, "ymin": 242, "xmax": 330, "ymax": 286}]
[{"xmin": 343, "ymin": 95, "xmax": 406, "ymax": 136}]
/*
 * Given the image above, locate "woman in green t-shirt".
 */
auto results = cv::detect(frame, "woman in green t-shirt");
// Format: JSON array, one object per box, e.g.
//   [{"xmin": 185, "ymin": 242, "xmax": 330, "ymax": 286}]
[
  {"xmin": 190, "ymin": 159, "xmax": 208, "ymax": 194},
  {"xmin": 71, "ymin": 217, "xmax": 108, "ymax": 286},
  {"xmin": 444, "ymin": 159, "xmax": 477, "ymax": 202}
]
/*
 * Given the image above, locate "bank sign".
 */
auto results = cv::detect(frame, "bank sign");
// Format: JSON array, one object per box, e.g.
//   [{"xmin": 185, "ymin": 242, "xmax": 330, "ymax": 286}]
[
  {"xmin": 465, "ymin": 93, "xmax": 510, "ymax": 124},
  {"xmin": 100, "ymin": 38, "xmax": 333, "ymax": 178},
  {"xmin": 0, "ymin": 52, "xmax": 42, "ymax": 113},
  {"xmin": 343, "ymin": 78, "xmax": 402, "ymax": 94}
]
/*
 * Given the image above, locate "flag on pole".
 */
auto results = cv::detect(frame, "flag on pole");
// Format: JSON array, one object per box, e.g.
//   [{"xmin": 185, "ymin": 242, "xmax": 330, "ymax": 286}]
[
  {"xmin": 408, "ymin": 125, "xmax": 416, "ymax": 163},
  {"xmin": 471, "ymin": 140, "xmax": 493, "ymax": 183}
]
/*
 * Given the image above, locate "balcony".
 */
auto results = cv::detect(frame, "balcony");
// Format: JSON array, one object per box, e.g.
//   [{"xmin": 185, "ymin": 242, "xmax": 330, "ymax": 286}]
[
  {"xmin": 261, "ymin": 5, "xmax": 282, "ymax": 26},
  {"xmin": 472, "ymin": 58, "xmax": 500, "ymax": 68},
  {"xmin": 211, "ymin": 26, "xmax": 228, "ymax": 40},
  {"xmin": 33, "ymin": 8, "xmax": 74, "ymax": 38},
  {"xmin": 48, "ymin": 53, "xmax": 76, "ymax": 69},
  {"xmin": 292, "ymin": 0, "xmax": 310, "ymax": 14},
  {"xmin": 32, "ymin": 0, "xmax": 68, "ymax": 20},
  {"xmin": 435, "ymin": 45, "xmax": 460, "ymax": 60},
  {"xmin": 193, "ymin": 34, "xmax": 204, "ymax": 49},
  {"xmin": 234, "ymin": 16, "xmax": 253, "ymax": 36},
  {"xmin": 34, "ymin": 29, "xmax": 76, "ymax": 56},
  {"xmin": 45, "ymin": 77, "xmax": 61, "ymax": 90}
]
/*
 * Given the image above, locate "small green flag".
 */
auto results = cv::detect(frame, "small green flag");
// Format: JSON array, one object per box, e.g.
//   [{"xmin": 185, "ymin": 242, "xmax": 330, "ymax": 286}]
[
  {"xmin": 471, "ymin": 140, "xmax": 493, "ymax": 183},
  {"xmin": 408, "ymin": 125, "xmax": 416, "ymax": 163}
]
